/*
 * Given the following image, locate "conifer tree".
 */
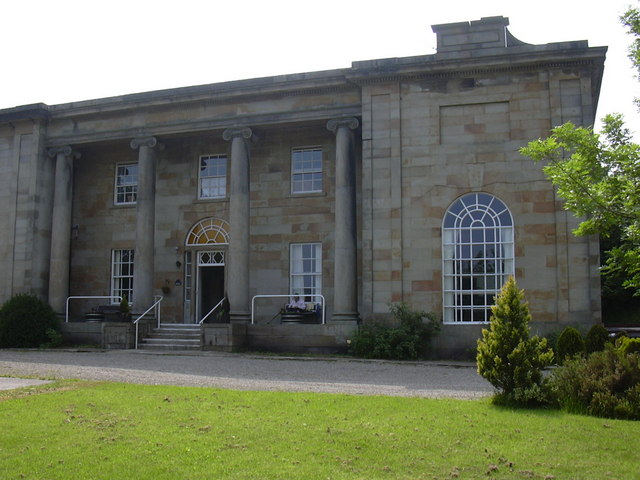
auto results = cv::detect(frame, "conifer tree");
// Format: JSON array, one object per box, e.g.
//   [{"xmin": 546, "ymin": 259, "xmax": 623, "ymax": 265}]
[{"xmin": 477, "ymin": 277, "xmax": 554, "ymax": 405}]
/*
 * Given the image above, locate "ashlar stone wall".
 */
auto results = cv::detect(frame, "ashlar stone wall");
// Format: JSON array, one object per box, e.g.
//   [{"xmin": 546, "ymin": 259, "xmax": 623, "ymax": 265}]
[{"xmin": 361, "ymin": 64, "xmax": 601, "ymax": 347}]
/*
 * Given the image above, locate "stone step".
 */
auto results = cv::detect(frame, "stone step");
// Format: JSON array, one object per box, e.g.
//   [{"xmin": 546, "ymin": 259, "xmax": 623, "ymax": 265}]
[
  {"xmin": 142, "ymin": 338, "xmax": 200, "ymax": 345},
  {"xmin": 137, "ymin": 342, "xmax": 201, "ymax": 351},
  {"xmin": 138, "ymin": 323, "xmax": 202, "ymax": 350},
  {"xmin": 146, "ymin": 333, "xmax": 200, "ymax": 340},
  {"xmin": 140, "ymin": 338, "xmax": 200, "ymax": 347}
]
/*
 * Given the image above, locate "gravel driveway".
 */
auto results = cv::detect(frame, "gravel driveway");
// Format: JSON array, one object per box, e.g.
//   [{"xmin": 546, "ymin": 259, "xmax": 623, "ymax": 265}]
[{"xmin": 0, "ymin": 349, "xmax": 493, "ymax": 399}]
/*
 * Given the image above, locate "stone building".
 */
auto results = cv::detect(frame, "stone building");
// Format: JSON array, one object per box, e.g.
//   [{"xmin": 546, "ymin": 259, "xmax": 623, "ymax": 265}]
[{"xmin": 0, "ymin": 17, "xmax": 606, "ymax": 356}]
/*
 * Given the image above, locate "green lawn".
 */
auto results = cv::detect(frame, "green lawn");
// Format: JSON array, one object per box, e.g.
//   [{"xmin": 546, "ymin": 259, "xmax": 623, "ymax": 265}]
[{"xmin": 1, "ymin": 380, "xmax": 638, "ymax": 479}]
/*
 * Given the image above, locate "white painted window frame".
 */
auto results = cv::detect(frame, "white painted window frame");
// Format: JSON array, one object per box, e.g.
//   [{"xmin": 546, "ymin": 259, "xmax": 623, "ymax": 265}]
[
  {"xmin": 442, "ymin": 193, "xmax": 514, "ymax": 324},
  {"xmin": 111, "ymin": 249, "xmax": 135, "ymax": 304},
  {"xmin": 290, "ymin": 243, "xmax": 322, "ymax": 303},
  {"xmin": 198, "ymin": 154, "xmax": 227, "ymax": 200},
  {"xmin": 291, "ymin": 147, "xmax": 323, "ymax": 194},
  {"xmin": 114, "ymin": 163, "xmax": 138, "ymax": 205}
]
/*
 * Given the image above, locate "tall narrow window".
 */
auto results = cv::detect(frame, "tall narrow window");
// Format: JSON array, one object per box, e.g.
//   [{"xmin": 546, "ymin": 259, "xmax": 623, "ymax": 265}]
[
  {"xmin": 115, "ymin": 163, "xmax": 138, "ymax": 205},
  {"xmin": 291, "ymin": 147, "xmax": 322, "ymax": 194},
  {"xmin": 442, "ymin": 193, "xmax": 514, "ymax": 323},
  {"xmin": 290, "ymin": 243, "xmax": 322, "ymax": 302},
  {"xmin": 111, "ymin": 249, "xmax": 134, "ymax": 304},
  {"xmin": 184, "ymin": 251, "xmax": 192, "ymax": 302},
  {"xmin": 199, "ymin": 154, "xmax": 227, "ymax": 199}
]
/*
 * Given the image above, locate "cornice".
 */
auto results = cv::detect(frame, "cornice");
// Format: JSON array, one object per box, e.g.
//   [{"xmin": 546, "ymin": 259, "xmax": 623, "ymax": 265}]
[
  {"xmin": 45, "ymin": 72, "xmax": 357, "ymax": 120},
  {"xmin": 347, "ymin": 48, "xmax": 607, "ymax": 86},
  {"xmin": 44, "ymin": 104, "xmax": 362, "ymax": 147}
]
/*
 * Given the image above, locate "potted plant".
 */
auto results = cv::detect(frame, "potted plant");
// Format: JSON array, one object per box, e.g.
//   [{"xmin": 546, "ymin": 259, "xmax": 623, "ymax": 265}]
[{"xmin": 119, "ymin": 295, "xmax": 131, "ymax": 322}]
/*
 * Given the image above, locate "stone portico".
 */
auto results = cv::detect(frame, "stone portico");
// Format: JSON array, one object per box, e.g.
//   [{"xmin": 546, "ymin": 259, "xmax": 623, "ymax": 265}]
[{"xmin": 0, "ymin": 16, "xmax": 605, "ymax": 357}]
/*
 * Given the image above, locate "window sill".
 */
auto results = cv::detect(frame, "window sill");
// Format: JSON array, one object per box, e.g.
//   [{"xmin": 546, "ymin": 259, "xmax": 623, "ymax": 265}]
[
  {"xmin": 194, "ymin": 197, "xmax": 229, "ymax": 204},
  {"xmin": 442, "ymin": 321, "xmax": 490, "ymax": 325},
  {"xmin": 287, "ymin": 192, "xmax": 327, "ymax": 199}
]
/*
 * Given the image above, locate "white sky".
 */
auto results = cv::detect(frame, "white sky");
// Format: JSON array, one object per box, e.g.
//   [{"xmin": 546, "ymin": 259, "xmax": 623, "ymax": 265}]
[{"xmin": 2, "ymin": 0, "xmax": 639, "ymax": 138}]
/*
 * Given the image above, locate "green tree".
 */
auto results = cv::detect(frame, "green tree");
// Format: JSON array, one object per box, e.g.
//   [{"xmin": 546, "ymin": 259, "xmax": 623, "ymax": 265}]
[
  {"xmin": 477, "ymin": 277, "xmax": 554, "ymax": 406},
  {"xmin": 622, "ymin": 7, "xmax": 640, "ymax": 96},
  {"xmin": 520, "ymin": 7, "xmax": 640, "ymax": 296}
]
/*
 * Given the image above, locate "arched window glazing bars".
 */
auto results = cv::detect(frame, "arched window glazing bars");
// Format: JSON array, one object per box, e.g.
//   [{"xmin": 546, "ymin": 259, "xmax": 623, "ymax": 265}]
[
  {"xmin": 442, "ymin": 193, "xmax": 514, "ymax": 323},
  {"xmin": 185, "ymin": 218, "xmax": 230, "ymax": 246}
]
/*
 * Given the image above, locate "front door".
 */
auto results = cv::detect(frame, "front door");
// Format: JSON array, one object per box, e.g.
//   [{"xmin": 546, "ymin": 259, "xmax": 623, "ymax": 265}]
[
  {"xmin": 195, "ymin": 250, "xmax": 226, "ymax": 323},
  {"xmin": 199, "ymin": 265, "xmax": 225, "ymax": 322}
]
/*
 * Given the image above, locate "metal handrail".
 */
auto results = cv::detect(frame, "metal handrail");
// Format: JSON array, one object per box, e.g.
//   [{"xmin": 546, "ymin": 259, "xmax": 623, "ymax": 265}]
[
  {"xmin": 251, "ymin": 294, "xmax": 325, "ymax": 325},
  {"xmin": 199, "ymin": 297, "xmax": 227, "ymax": 325},
  {"xmin": 134, "ymin": 296, "xmax": 163, "ymax": 350},
  {"xmin": 65, "ymin": 295, "xmax": 122, "ymax": 323}
]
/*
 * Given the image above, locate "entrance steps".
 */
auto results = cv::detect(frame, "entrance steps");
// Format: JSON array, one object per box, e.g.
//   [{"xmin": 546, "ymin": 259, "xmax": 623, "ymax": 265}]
[{"xmin": 138, "ymin": 323, "xmax": 202, "ymax": 351}]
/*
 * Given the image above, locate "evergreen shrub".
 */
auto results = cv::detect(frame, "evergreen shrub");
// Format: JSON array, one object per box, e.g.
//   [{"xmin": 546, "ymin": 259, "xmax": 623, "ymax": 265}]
[
  {"xmin": 616, "ymin": 336, "xmax": 640, "ymax": 356},
  {"xmin": 349, "ymin": 303, "xmax": 439, "ymax": 360},
  {"xmin": 476, "ymin": 277, "xmax": 554, "ymax": 406},
  {"xmin": 550, "ymin": 346, "xmax": 640, "ymax": 420},
  {"xmin": 555, "ymin": 327, "xmax": 586, "ymax": 364},
  {"xmin": 585, "ymin": 323, "xmax": 610, "ymax": 354},
  {"xmin": 0, "ymin": 293, "xmax": 60, "ymax": 348}
]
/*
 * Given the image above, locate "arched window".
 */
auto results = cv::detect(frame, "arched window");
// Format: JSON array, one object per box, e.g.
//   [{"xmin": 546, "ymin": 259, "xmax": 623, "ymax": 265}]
[
  {"xmin": 185, "ymin": 218, "xmax": 230, "ymax": 246},
  {"xmin": 442, "ymin": 193, "xmax": 514, "ymax": 323}
]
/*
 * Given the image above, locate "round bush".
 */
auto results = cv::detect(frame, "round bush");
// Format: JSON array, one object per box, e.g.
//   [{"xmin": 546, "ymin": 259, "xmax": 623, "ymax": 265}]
[
  {"xmin": 585, "ymin": 324, "xmax": 610, "ymax": 354},
  {"xmin": 0, "ymin": 293, "xmax": 59, "ymax": 348},
  {"xmin": 555, "ymin": 327, "xmax": 585, "ymax": 364}
]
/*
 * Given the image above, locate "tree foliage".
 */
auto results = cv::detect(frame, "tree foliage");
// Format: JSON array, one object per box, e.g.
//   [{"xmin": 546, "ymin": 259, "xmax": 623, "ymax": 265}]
[
  {"xmin": 477, "ymin": 277, "xmax": 554, "ymax": 405},
  {"xmin": 622, "ymin": 7, "xmax": 640, "ymax": 87}
]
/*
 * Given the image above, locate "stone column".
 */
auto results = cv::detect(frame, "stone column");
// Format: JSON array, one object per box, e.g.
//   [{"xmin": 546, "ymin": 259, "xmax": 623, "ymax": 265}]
[
  {"xmin": 223, "ymin": 127, "xmax": 253, "ymax": 323},
  {"xmin": 327, "ymin": 118, "xmax": 360, "ymax": 322},
  {"xmin": 47, "ymin": 145, "xmax": 77, "ymax": 313},
  {"xmin": 130, "ymin": 136, "xmax": 161, "ymax": 311}
]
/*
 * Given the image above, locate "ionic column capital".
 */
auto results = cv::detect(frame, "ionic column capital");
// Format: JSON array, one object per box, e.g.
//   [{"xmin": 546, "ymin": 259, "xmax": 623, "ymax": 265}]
[
  {"xmin": 326, "ymin": 117, "xmax": 359, "ymax": 134},
  {"xmin": 47, "ymin": 145, "xmax": 79, "ymax": 159},
  {"xmin": 222, "ymin": 127, "xmax": 253, "ymax": 141},
  {"xmin": 130, "ymin": 136, "xmax": 163, "ymax": 150}
]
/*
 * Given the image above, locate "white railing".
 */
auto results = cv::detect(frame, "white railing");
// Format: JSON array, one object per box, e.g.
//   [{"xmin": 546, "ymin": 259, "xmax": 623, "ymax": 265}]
[
  {"xmin": 134, "ymin": 296, "xmax": 163, "ymax": 350},
  {"xmin": 199, "ymin": 297, "xmax": 227, "ymax": 325},
  {"xmin": 251, "ymin": 294, "xmax": 325, "ymax": 325},
  {"xmin": 65, "ymin": 295, "xmax": 122, "ymax": 323}
]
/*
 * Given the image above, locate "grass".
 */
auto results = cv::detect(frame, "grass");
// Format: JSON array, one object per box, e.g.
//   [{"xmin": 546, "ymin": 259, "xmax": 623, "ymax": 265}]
[{"xmin": 1, "ymin": 380, "xmax": 638, "ymax": 479}]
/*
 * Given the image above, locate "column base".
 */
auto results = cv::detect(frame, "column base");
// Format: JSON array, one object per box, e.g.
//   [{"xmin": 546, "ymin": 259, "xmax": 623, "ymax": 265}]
[
  {"xmin": 230, "ymin": 311, "xmax": 251, "ymax": 324},
  {"xmin": 330, "ymin": 312, "xmax": 360, "ymax": 324}
]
